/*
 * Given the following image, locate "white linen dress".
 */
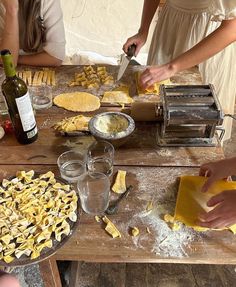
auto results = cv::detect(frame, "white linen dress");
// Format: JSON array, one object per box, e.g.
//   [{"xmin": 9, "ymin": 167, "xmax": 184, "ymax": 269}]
[
  {"xmin": 148, "ymin": 0, "xmax": 236, "ymax": 141},
  {"xmin": 0, "ymin": 0, "xmax": 66, "ymax": 61}
]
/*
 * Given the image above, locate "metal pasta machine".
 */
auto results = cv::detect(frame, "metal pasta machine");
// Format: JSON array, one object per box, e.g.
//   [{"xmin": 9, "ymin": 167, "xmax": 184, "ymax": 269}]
[
  {"xmin": 130, "ymin": 84, "xmax": 224, "ymax": 147},
  {"xmin": 156, "ymin": 84, "xmax": 224, "ymax": 146}
]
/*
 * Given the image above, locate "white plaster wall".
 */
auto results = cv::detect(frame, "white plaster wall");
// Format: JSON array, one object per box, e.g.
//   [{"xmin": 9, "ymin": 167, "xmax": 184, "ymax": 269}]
[{"xmin": 61, "ymin": 0, "xmax": 158, "ymax": 64}]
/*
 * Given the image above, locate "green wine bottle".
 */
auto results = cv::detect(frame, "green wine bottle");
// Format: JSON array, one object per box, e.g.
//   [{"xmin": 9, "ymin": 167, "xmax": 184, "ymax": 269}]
[{"xmin": 1, "ymin": 50, "xmax": 38, "ymax": 144}]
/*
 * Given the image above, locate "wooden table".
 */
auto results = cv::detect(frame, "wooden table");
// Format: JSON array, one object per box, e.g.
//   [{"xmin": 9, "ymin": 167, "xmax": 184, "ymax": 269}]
[{"xmin": 0, "ymin": 65, "xmax": 231, "ymax": 286}]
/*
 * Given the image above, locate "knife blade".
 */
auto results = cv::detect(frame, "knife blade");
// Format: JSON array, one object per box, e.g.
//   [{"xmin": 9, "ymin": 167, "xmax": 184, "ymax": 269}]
[{"xmin": 117, "ymin": 44, "xmax": 136, "ymax": 81}]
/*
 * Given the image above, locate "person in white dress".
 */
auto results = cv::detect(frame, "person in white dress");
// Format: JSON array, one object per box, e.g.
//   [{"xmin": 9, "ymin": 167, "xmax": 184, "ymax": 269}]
[
  {"xmin": 123, "ymin": 0, "xmax": 236, "ymax": 141},
  {"xmin": 0, "ymin": 0, "xmax": 65, "ymax": 66}
]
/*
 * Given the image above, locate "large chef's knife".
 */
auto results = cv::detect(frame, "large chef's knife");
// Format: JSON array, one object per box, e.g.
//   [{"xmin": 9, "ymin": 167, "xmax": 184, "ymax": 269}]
[{"xmin": 117, "ymin": 44, "xmax": 136, "ymax": 81}]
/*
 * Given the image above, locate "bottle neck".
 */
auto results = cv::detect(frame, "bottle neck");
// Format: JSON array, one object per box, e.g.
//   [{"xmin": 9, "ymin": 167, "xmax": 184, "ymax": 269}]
[{"xmin": 1, "ymin": 53, "xmax": 16, "ymax": 78}]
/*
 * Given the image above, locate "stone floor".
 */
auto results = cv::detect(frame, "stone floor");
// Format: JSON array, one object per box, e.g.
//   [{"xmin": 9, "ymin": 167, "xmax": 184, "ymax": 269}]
[
  {"xmin": 12, "ymin": 119, "xmax": 236, "ymax": 286},
  {"xmin": 64, "ymin": 262, "xmax": 236, "ymax": 287},
  {"xmin": 12, "ymin": 264, "xmax": 43, "ymax": 287}
]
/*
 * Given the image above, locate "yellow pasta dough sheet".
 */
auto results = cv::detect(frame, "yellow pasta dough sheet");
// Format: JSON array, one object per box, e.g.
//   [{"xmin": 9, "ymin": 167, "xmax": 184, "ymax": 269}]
[
  {"xmin": 174, "ymin": 176, "xmax": 236, "ymax": 233},
  {"xmin": 53, "ymin": 92, "xmax": 100, "ymax": 112},
  {"xmin": 136, "ymin": 71, "xmax": 171, "ymax": 95},
  {"xmin": 101, "ymin": 90, "xmax": 133, "ymax": 104}
]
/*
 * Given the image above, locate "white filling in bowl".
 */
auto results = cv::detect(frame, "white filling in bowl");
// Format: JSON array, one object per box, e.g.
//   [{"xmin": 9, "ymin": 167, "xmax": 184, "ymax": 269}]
[{"xmin": 94, "ymin": 114, "xmax": 129, "ymax": 136}]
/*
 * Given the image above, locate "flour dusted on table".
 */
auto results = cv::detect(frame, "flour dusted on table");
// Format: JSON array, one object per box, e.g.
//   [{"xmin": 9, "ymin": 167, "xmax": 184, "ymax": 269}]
[
  {"xmin": 136, "ymin": 206, "xmax": 199, "ymax": 257},
  {"xmin": 128, "ymin": 168, "xmax": 203, "ymax": 258}
]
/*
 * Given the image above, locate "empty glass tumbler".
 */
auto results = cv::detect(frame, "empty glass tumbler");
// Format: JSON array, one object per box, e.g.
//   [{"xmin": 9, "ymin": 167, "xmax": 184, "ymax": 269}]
[
  {"xmin": 77, "ymin": 172, "xmax": 110, "ymax": 215},
  {"xmin": 57, "ymin": 151, "xmax": 86, "ymax": 183},
  {"xmin": 87, "ymin": 141, "xmax": 114, "ymax": 177},
  {"xmin": 29, "ymin": 85, "xmax": 52, "ymax": 110}
]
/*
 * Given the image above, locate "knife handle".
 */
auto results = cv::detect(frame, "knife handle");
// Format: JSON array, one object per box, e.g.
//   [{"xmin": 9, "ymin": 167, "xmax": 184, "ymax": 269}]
[{"xmin": 127, "ymin": 44, "xmax": 136, "ymax": 57}]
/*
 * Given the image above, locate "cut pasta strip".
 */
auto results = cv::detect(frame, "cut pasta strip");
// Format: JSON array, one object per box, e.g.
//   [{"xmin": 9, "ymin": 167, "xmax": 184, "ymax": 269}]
[
  {"xmin": 102, "ymin": 216, "xmax": 121, "ymax": 238},
  {"xmin": 112, "ymin": 170, "xmax": 127, "ymax": 194},
  {"xmin": 32, "ymin": 71, "xmax": 40, "ymax": 86}
]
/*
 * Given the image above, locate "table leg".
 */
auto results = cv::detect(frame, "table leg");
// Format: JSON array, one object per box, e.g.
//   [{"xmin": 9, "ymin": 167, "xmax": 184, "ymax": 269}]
[
  {"xmin": 39, "ymin": 258, "xmax": 62, "ymax": 287},
  {"xmin": 69, "ymin": 261, "xmax": 81, "ymax": 287}
]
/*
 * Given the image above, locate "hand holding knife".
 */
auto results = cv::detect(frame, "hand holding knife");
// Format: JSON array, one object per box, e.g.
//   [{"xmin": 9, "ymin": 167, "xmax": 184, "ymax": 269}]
[{"xmin": 117, "ymin": 44, "xmax": 136, "ymax": 81}]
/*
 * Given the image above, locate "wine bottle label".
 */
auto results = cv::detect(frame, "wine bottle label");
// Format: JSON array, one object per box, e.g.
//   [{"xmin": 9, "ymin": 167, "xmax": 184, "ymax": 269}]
[
  {"xmin": 15, "ymin": 92, "xmax": 36, "ymax": 132},
  {"xmin": 27, "ymin": 126, "xmax": 38, "ymax": 139}
]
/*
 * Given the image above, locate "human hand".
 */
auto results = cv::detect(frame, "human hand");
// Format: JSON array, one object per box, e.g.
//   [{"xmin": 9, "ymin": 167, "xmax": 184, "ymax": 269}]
[
  {"xmin": 197, "ymin": 189, "xmax": 236, "ymax": 229},
  {"xmin": 199, "ymin": 158, "xmax": 236, "ymax": 193},
  {"xmin": 123, "ymin": 32, "xmax": 148, "ymax": 57},
  {"xmin": 139, "ymin": 63, "xmax": 176, "ymax": 89}
]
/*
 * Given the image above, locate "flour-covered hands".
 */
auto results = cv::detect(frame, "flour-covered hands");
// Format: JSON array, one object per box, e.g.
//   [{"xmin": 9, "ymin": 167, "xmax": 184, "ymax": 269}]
[
  {"xmin": 139, "ymin": 63, "xmax": 176, "ymax": 89},
  {"xmin": 197, "ymin": 190, "xmax": 236, "ymax": 229}
]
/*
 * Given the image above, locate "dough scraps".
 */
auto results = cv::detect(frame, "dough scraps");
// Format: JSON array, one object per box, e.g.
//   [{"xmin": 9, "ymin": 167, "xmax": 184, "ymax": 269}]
[
  {"xmin": 53, "ymin": 92, "xmax": 100, "ymax": 112},
  {"xmin": 102, "ymin": 216, "xmax": 121, "ymax": 238},
  {"xmin": 53, "ymin": 115, "xmax": 91, "ymax": 133},
  {"xmin": 131, "ymin": 227, "xmax": 140, "ymax": 237},
  {"xmin": 174, "ymin": 176, "xmax": 236, "ymax": 233}
]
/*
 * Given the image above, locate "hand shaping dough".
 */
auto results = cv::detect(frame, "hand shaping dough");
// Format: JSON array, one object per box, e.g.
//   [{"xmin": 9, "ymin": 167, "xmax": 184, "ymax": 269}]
[
  {"xmin": 53, "ymin": 92, "xmax": 100, "ymax": 112},
  {"xmin": 136, "ymin": 71, "xmax": 171, "ymax": 95},
  {"xmin": 174, "ymin": 176, "xmax": 236, "ymax": 233}
]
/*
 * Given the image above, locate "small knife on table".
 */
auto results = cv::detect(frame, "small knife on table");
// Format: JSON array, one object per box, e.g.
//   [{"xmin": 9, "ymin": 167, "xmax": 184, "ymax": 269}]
[{"xmin": 117, "ymin": 44, "xmax": 136, "ymax": 81}]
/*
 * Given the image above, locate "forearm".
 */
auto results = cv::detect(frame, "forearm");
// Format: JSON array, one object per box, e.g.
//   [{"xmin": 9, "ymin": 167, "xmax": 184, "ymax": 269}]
[
  {"xmin": 18, "ymin": 51, "xmax": 62, "ymax": 67},
  {"xmin": 170, "ymin": 18, "xmax": 236, "ymax": 73},
  {"xmin": 139, "ymin": 0, "xmax": 160, "ymax": 35},
  {"xmin": 0, "ymin": 7, "xmax": 19, "ymax": 66}
]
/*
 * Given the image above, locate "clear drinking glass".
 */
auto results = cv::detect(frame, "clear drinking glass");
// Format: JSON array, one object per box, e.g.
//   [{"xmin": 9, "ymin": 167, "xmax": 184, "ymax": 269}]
[
  {"xmin": 29, "ymin": 85, "xmax": 52, "ymax": 110},
  {"xmin": 57, "ymin": 151, "xmax": 86, "ymax": 183},
  {"xmin": 87, "ymin": 140, "xmax": 114, "ymax": 177},
  {"xmin": 77, "ymin": 172, "xmax": 110, "ymax": 215}
]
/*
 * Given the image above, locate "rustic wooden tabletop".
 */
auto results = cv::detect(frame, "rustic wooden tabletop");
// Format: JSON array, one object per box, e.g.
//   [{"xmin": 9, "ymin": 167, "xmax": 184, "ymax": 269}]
[{"xmin": 0, "ymin": 65, "xmax": 231, "ymax": 269}]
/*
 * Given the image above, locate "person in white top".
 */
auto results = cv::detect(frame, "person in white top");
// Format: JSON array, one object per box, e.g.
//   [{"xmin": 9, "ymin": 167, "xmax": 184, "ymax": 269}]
[
  {"xmin": 123, "ymin": 0, "xmax": 236, "ymax": 141},
  {"xmin": 0, "ymin": 0, "xmax": 65, "ymax": 66}
]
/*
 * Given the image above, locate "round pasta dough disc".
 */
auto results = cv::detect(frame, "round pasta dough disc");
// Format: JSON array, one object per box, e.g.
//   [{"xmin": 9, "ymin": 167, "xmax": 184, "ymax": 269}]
[{"xmin": 53, "ymin": 92, "xmax": 100, "ymax": 112}]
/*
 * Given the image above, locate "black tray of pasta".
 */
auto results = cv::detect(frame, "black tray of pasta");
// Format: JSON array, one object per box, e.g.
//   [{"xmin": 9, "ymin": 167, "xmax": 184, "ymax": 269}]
[{"xmin": 0, "ymin": 170, "xmax": 80, "ymax": 267}]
